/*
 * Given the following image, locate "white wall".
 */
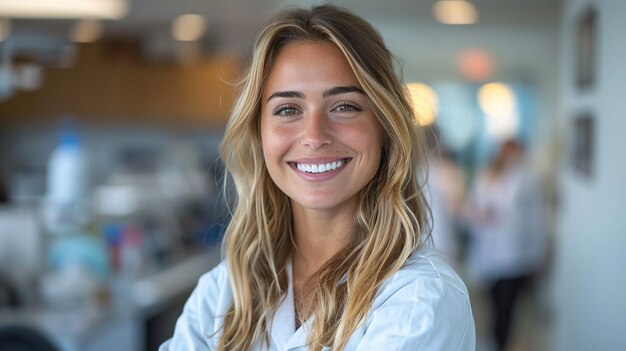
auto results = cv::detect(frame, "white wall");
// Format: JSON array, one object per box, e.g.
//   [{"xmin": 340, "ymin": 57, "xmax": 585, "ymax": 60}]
[{"xmin": 555, "ymin": 0, "xmax": 626, "ymax": 349}]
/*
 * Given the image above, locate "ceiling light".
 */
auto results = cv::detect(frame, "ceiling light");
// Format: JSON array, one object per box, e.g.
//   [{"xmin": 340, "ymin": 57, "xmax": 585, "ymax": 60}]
[
  {"xmin": 478, "ymin": 83, "xmax": 519, "ymax": 139},
  {"xmin": 172, "ymin": 14, "xmax": 206, "ymax": 42},
  {"xmin": 433, "ymin": 0, "xmax": 478, "ymax": 25},
  {"xmin": 71, "ymin": 19, "xmax": 104, "ymax": 43},
  {"xmin": 406, "ymin": 82, "xmax": 438, "ymax": 126},
  {"xmin": 0, "ymin": 0, "xmax": 127, "ymax": 19},
  {"xmin": 478, "ymin": 83, "xmax": 516, "ymax": 117}
]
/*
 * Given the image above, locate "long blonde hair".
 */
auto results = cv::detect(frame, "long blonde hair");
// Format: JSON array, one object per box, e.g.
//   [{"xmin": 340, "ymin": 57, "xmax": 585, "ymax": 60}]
[{"xmin": 218, "ymin": 5, "xmax": 430, "ymax": 350}]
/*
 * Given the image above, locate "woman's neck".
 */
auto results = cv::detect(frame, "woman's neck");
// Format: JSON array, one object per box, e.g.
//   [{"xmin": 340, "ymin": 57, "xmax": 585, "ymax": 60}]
[
  {"xmin": 290, "ymin": 201, "xmax": 357, "ymax": 326},
  {"xmin": 290, "ymin": 202, "xmax": 356, "ymax": 277}
]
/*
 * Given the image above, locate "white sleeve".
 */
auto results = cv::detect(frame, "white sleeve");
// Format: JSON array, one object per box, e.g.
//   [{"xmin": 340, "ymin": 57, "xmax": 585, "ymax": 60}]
[
  {"xmin": 355, "ymin": 278, "xmax": 475, "ymax": 351},
  {"xmin": 159, "ymin": 271, "xmax": 220, "ymax": 351}
]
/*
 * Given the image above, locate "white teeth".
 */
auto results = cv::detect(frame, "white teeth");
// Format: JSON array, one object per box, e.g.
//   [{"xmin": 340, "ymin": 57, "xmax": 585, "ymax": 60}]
[{"xmin": 296, "ymin": 159, "xmax": 346, "ymax": 174}]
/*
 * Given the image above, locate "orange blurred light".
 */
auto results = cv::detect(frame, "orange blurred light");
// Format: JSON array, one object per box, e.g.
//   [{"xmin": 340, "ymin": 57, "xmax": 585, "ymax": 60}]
[
  {"xmin": 406, "ymin": 82, "xmax": 438, "ymax": 126},
  {"xmin": 457, "ymin": 48, "xmax": 495, "ymax": 82}
]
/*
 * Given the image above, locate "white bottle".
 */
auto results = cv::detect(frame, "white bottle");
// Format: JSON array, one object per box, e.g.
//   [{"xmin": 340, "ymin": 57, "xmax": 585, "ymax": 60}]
[
  {"xmin": 44, "ymin": 125, "xmax": 90, "ymax": 234},
  {"xmin": 47, "ymin": 127, "xmax": 86, "ymax": 206}
]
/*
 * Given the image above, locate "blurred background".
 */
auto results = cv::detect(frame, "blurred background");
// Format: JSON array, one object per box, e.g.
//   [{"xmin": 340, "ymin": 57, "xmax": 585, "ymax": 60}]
[{"xmin": 0, "ymin": 0, "xmax": 624, "ymax": 350}]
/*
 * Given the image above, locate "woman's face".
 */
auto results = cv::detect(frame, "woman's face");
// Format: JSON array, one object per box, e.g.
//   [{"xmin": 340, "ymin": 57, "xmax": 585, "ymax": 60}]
[{"xmin": 260, "ymin": 41, "xmax": 384, "ymax": 213}]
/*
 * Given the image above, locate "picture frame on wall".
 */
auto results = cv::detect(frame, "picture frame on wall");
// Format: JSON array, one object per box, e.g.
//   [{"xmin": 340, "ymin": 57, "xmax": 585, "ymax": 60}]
[
  {"xmin": 576, "ymin": 6, "xmax": 597, "ymax": 90},
  {"xmin": 571, "ymin": 113, "xmax": 594, "ymax": 178}
]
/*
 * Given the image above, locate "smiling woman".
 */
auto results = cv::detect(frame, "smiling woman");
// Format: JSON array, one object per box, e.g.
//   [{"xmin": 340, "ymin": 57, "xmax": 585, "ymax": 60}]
[
  {"xmin": 161, "ymin": 4, "xmax": 475, "ymax": 351},
  {"xmin": 261, "ymin": 41, "xmax": 383, "ymax": 212}
]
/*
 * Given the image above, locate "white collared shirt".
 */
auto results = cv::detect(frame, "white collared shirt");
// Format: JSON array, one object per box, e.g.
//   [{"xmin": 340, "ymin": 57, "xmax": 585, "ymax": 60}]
[{"xmin": 160, "ymin": 247, "xmax": 475, "ymax": 350}]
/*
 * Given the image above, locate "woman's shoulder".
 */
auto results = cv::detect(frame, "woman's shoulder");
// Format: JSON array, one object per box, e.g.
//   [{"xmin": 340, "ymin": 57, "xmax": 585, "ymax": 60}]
[
  {"xmin": 194, "ymin": 260, "xmax": 232, "ymax": 301},
  {"xmin": 403, "ymin": 247, "xmax": 469, "ymax": 292},
  {"xmin": 360, "ymin": 247, "xmax": 475, "ymax": 351},
  {"xmin": 372, "ymin": 246, "xmax": 471, "ymax": 309},
  {"xmin": 363, "ymin": 247, "xmax": 475, "ymax": 348}
]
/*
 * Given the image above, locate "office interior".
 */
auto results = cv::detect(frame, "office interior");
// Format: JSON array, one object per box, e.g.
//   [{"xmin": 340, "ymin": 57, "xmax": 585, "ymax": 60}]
[{"xmin": 0, "ymin": 0, "xmax": 624, "ymax": 350}]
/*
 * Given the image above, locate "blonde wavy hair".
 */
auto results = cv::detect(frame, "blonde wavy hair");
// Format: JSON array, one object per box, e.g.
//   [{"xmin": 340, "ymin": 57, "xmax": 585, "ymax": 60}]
[{"xmin": 218, "ymin": 4, "xmax": 430, "ymax": 350}]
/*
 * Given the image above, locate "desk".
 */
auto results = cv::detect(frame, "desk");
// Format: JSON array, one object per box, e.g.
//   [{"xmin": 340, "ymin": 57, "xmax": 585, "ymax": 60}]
[{"xmin": 0, "ymin": 247, "xmax": 221, "ymax": 351}]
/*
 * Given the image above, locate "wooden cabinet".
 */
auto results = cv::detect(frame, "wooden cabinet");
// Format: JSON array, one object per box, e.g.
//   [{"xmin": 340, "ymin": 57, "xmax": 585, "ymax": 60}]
[{"xmin": 0, "ymin": 43, "xmax": 241, "ymax": 127}]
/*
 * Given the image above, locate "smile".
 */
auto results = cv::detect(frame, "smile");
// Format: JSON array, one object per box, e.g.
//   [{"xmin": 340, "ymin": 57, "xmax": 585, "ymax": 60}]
[{"xmin": 290, "ymin": 158, "xmax": 351, "ymax": 174}]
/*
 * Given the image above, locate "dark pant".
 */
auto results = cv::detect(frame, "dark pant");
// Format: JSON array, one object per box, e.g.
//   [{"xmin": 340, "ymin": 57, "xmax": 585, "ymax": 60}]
[{"xmin": 488, "ymin": 275, "xmax": 530, "ymax": 351}]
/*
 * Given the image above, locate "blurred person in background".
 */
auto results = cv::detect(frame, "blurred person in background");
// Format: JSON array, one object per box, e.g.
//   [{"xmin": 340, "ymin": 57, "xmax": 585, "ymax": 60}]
[
  {"xmin": 463, "ymin": 139, "xmax": 547, "ymax": 351},
  {"xmin": 161, "ymin": 5, "xmax": 475, "ymax": 351}
]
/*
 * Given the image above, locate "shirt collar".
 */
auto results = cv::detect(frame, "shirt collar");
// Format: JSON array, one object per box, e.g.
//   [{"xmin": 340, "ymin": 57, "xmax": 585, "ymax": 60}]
[{"xmin": 269, "ymin": 260, "xmax": 312, "ymax": 350}]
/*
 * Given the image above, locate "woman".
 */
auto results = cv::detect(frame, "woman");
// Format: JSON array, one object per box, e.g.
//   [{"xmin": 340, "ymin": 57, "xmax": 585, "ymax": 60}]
[
  {"xmin": 464, "ymin": 139, "xmax": 546, "ymax": 351},
  {"xmin": 161, "ymin": 5, "xmax": 474, "ymax": 351}
]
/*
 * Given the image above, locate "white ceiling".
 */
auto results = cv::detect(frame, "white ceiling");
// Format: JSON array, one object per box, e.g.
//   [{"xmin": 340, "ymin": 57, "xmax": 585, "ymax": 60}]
[
  {"xmin": 119, "ymin": 0, "xmax": 560, "ymax": 24},
  {"xmin": 3, "ymin": 0, "xmax": 562, "ymax": 85},
  {"xmin": 115, "ymin": 0, "xmax": 561, "ymax": 40},
  {"xmin": 9, "ymin": 0, "xmax": 561, "ymax": 47}
]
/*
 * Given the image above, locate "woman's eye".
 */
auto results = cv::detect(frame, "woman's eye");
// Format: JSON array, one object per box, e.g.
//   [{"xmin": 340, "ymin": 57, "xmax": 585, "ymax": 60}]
[
  {"xmin": 333, "ymin": 103, "xmax": 361, "ymax": 113},
  {"xmin": 273, "ymin": 105, "xmax": 299, "ymax": 116}
]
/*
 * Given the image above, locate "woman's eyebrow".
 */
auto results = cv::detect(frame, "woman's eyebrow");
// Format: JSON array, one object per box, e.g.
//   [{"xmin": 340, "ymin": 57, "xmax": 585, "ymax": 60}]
[
  {"xmin": 265, "ymin": 86, "xmax": 364, "ymax": 104},
  {"xmin": 266, "ymin": 90, "xmax": 304, "ymax": 103},
  {"xmin": 323, "ymin": 86, "xmax": 364, "ymax": 97}
]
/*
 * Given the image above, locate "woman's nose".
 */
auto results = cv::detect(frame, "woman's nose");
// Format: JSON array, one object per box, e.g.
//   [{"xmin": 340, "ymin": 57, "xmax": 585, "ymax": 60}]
[{"xmin": 301, "ymin": 111, "xmax": 332, "ymax": 148}]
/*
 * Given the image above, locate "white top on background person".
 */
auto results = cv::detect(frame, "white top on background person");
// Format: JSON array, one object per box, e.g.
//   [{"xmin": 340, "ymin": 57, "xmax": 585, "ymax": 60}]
[
  {"xmin": 463, "ymin": 140, "xmax": 547, "ymax": 284},
  {"xmin": 161, "ymin": 5, "xmax": 475, "ymax": 350}
]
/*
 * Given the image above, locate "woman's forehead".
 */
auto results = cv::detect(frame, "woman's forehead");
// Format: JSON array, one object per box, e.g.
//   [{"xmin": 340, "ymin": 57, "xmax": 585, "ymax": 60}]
[{"xmin": 262, "ymin": 41, "xmax": 362, "ymax": 97}]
